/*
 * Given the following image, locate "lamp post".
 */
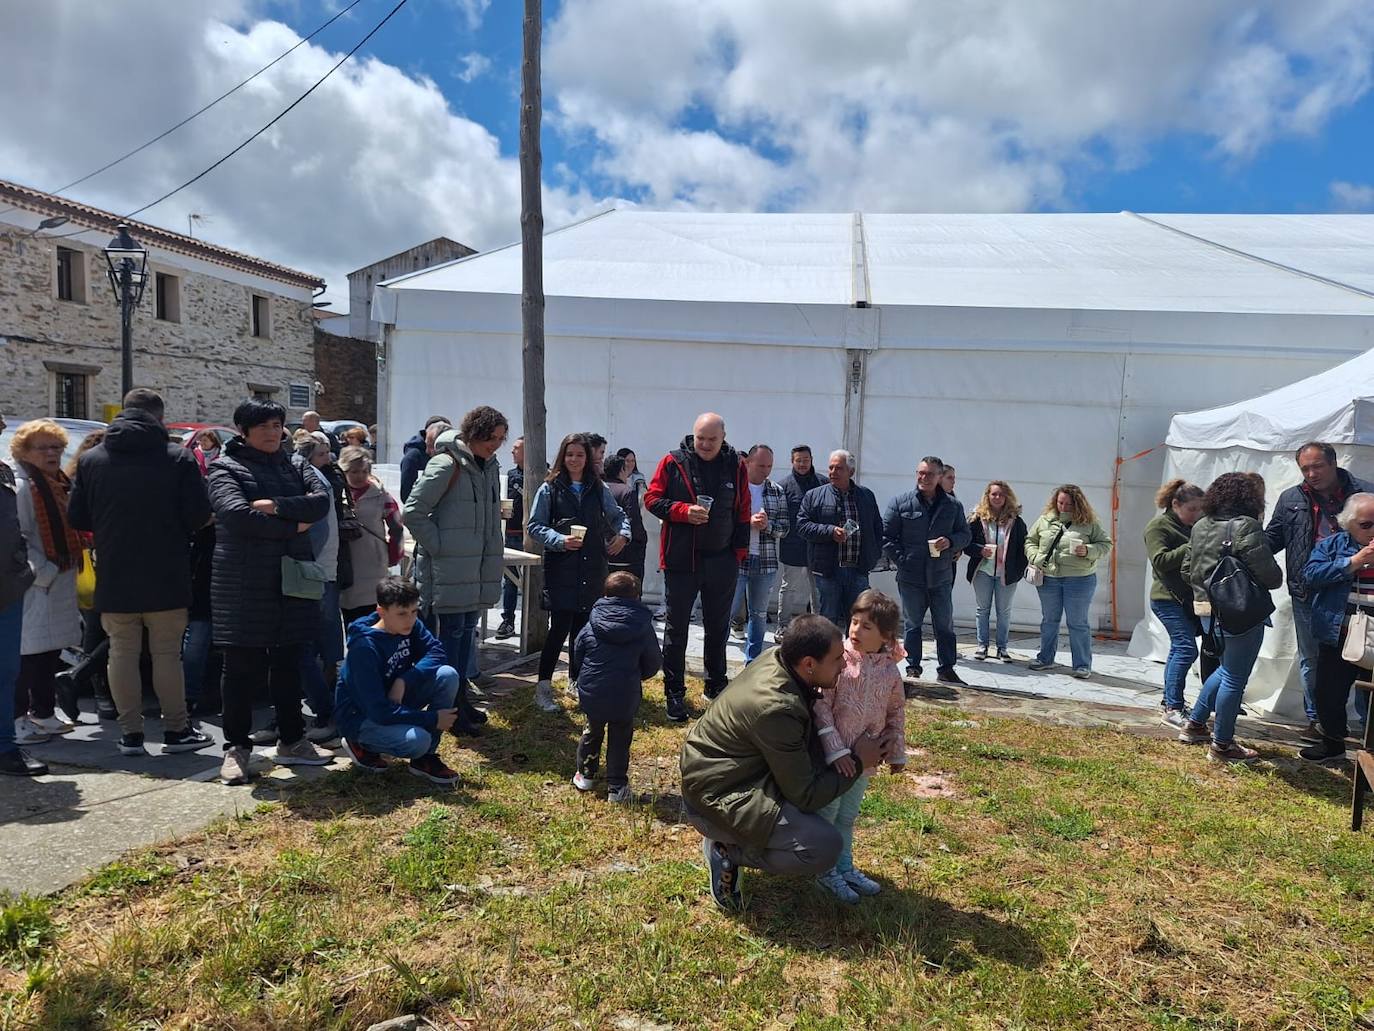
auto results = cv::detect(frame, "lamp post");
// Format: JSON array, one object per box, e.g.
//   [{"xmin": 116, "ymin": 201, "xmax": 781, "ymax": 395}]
[{"xmin": 102, "ymin": 224, "xmax": 148, "ymax": 400}]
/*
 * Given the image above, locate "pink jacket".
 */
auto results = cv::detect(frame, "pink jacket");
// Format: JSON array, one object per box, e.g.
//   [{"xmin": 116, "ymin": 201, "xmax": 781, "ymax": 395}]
[{"xmin": 814, "ymin": 639, "xmax": 906, "ymax": 765}]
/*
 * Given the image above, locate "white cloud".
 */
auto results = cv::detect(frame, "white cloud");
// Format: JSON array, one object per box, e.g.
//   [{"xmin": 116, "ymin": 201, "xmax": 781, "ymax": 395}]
[
  {"xmin": 1331, "ymin": 181, "xmax": 1374, "ymax": 211},
  {"xmin": 448, "ymin": 0, "xmax": 491, "ymax": 32},
  {"xmin": 454, "ymin": 52, "xmax": 492, "ymax": 83},
  {"xmin": 0, "ymin": 2, "xmax": 594, "ymax": 305},
  {"xmin": 547, "ymin": 0, "xmax": 1374, "ymax": 211}
]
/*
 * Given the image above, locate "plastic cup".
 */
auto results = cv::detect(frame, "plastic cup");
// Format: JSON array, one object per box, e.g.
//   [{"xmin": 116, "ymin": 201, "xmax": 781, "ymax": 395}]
[
  {"xmin": 569, "ymin": 524, "xmax": 587, "ymax": 541},
  {"xmin": 500, "ymin": 499, "xmax": 514, "ymax": 520},
  {"xmin": 928, "ymin": 538, "xmax": 942, "ymax": 558},
  {"xmin": 842, "ymin": 518, "xmax": 859, "ymax": 537},
  {"xmin": 697, "ymin": 495, "xmax": 714, "ymax": 512}
]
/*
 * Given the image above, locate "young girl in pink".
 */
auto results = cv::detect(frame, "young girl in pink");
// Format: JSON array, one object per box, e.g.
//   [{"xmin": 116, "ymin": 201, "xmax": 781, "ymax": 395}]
[{"xmin": 813, "ymin": 589, "xmax": 907, "ymax": 903}]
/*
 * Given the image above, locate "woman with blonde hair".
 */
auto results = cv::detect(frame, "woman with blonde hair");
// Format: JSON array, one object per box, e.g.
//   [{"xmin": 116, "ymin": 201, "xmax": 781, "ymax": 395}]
[
  {"xmin": 11, "ymin": 420, "xmax": 83, "ymax": 741},
  {"xmin": 1024, "ymin": 484, "xmax": 1112, "ymax": 677},
  {"xmin": 1144, "ymin": 478, "xmax": 1208, "ymax": 727},
  {"xmin": 963, "ymin": 480, "xmax": 1028, "ymax": 661}
]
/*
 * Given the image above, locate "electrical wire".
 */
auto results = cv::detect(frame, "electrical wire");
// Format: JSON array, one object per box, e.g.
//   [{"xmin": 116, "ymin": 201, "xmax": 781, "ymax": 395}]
[{"xmin": 0, "ymin": 0, "xmax": 368, "ymax": 218}]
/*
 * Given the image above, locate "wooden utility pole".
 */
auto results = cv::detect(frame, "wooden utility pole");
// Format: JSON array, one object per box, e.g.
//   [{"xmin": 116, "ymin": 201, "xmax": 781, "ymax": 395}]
[{"xmin": 519, "ymin": 0, "xmax": 548, "ymax": 653}]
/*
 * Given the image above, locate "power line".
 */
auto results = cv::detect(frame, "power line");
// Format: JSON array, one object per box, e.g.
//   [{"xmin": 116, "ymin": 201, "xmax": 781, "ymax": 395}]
[{"xmin": 0, "ymin": 0, "xmax": 368, "ymax": 218}]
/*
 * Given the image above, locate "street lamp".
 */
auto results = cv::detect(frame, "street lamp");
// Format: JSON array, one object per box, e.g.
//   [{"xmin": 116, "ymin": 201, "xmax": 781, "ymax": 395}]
[{"xmin": 103, "ymin": 224, "xmax": 148, "ymax": 400}]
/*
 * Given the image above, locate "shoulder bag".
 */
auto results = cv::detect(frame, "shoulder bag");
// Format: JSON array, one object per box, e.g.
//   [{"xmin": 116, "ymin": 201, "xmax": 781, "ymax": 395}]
[{"xmin": 1025, "ymin": 522, "xmax": 1068, "ymax": 588}]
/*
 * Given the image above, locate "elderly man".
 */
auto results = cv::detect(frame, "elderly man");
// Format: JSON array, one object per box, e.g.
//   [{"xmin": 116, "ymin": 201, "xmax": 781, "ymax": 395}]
[
  {"xmin": 884, "ymin": 456, "xmax": 971, "ymax": 685},
  {"xmin": 777, "ymin": 445, "xmax": 823, "ymax": 635},
  {"xmin": 729, "ymin": 444, "xmax": 791, "ymax": 662},
  {"xmin": 301, "ymin": 411, "xmax": 340, "ymax": 456},
  {"xmin": 797, "ymin": 450, "xmax": 883, "ymax": 628},
  {"xmin": 645, "ymin": 413, "xmax": 751, "ymax": 720},
  {"xmin": 1298, "ymin": 492, "xmax": 1374, "ymax": 763},
  {"xmin": 1266, "ymin": 441, "xmax": 1374, "ymax": 740},
  {"xmin": 681, "ymin": 615, "xmax": 893, "ymax": 910}
]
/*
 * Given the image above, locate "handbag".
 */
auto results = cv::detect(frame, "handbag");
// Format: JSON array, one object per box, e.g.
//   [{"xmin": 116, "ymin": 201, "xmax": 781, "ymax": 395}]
[
  {"xmin": 281, "ymin": 555, "xmax": 327, "ymax": 600},
  {"xmin": 1205, "ymin": 520, "xmax": 1275, "ymax": 634},
  {"xmin": 76, "ymin": 548, "xmax": 97, "ymax": 610},
  {"xmin": 1025, "ymin": 523, "xmax": 1068, "ymax": 587},
  {"xmin": 1341, "ymin": 604, "xmax": 1374, "ymax": 669}
]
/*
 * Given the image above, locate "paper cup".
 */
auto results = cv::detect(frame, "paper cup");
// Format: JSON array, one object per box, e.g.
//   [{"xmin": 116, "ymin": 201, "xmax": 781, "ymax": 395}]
[
  {"xmin": 928, "ymin": 538, "xmax": 941, "ymax": 558},
  {"xmin": 697, "ymin": 495, "xmax": 714, "ymax": 512},
  {"xmin": 500, "ymin": 499, "xmax": 514, "ymax": 520},
  {"xmin": 1063, "ymin": 533, "xmax": 1082, "ymax": 552},
  {"xmin": 569, "ymin": 524, "xmax": 587, "ymax": 541}
]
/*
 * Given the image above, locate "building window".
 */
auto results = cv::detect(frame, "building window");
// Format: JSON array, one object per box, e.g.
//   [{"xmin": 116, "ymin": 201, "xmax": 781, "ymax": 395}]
[
  {"xmin": 56, "ymin": 247, "xmax": 87, "ymax": 303},
  {"xmin": 155, "ymin": 273, "xmax": 181, "ymax": 323},
  {"xmin": 251, "ymin": 294, "xmax": 271, "ymax": 338},
  {"xmin": 54, "ymin": 371, "xmax": 88, "ymax": 419},
  {"xmin": 249, "ymin": 382, "xmax": 278, "ymax": 401}
]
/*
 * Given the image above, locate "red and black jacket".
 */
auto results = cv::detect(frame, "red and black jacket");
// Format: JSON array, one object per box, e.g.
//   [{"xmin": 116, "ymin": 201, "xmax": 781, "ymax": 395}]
[{"xmin": 645, "ymin": 443, "xmax": 750, "ymax": 572}]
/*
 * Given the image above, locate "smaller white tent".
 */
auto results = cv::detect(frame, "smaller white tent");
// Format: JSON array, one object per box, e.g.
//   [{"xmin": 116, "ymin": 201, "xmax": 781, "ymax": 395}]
[{"xmin": 1131, "ymin": 348, "xmax": 1374, "ymax": 717}]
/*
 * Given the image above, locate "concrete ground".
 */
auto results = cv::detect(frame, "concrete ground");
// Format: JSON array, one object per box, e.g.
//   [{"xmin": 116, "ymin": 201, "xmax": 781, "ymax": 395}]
[{"xmin": 0, "ymin": 603, "xmax": 1313, "ymax": 898}]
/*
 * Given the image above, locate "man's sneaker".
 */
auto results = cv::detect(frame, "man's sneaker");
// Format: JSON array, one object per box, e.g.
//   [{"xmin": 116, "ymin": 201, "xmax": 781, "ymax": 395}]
[
  {"xmin": 342, "ymin": 737, "xmax": 388, "ymax": 773},
  {"xmin": 163, "ymin": 727, "xmax": 214, "ymax": 753},
  {"xmin": 54, "ymin": 670, "xmax": 81, "ymax": 724},
  {"xmin": 29, "ymin": 714, "xmax": 75, "ymax": 735},
  {"xmin": 272, "ymin": 737, "xmax": 333, "ymax": 766},
  {"xmin": 998, "ymin": 649, "xmax": 1014, "ymax": 662},
  {"xmin": 1028, "ymin": 660, "xmax": 1054, "ymax": 671},
  {"xmin": 935, "ymin": 667, "xmax": 966, "ymax": 686},
  {"xmin": 0, "ymin": 748, "xmax": 47, "ymax": 776},
  {"xmin": 730, "ymin": 622, "xmax": 746, "ymax": 640},
  {"xmin": 457, "ymin": 687, "xmax": 489, "ymax": 725},
  {"xmin": 408, "ymin": 754, "xmax": 460, "ymax": 786},
  {"xmin": 1208, "ymin": 741, "xmax": 1259, "ymax": 765},
  {"xmin": 220, "ymin": 747, "xmax": 254, "ymax": 785},
  {"xmin": 572, "ymin": 771, "xmax": 595, "ymax": 792},
  {"xmin": 1299, "ymin": 738, "xmax": 1348, "ymax": 765},
  {"xmin": 249, "ymin": 723, "xmax": 280, "ymax": 746},
  {"xmin": 1071, "ymin": 668, "xmax": 1092, "ymax": 680},
  {"xmin": 13, "ymin": 718, "xmax": 50, "ymax": 746},
  {"xmin": 305, "ymin": 721, "xmax": 342, "ymax": 747},
  {"xmin": 1299, "ymin": 721, "xmax": 1324, "ymax": 744},
  {"xmin": 494, "ymin": 620, "xmax": 516, "ymax": 640},
  {"xmin": 702, "ymin": 837, "xmax": 742, "ymax": 911},
  {"xmin": 703, "ymin": 682, "xmax": 726, "ymax": 701},
  {"xmin": 1160, "ymin": 708, "xmax": 1188, "ymax": 730},
  {"xmin": 841, "ymin": 869, "xmax": 882, "ymax": 896},
  {"xmin": 607, "ymin": 784, "xmax": 633, "ymax": 804},
  {"xmin": 533, "ymin": 680, "xmax": 560, "ymax": 713},
  {"xmin": 118, "ymin": 733, "xmax": 148, "ymax": 756},
  {"xmin": 94, "ymin": 693, "xmax": 118, "ymax": 722},
  {"xmin": 665, "ymin": 694, "xmax": 690, "ymax": 724},
  {"xmin": 1177, "ymin": 719, "xmax": 1211, "ymax": 745},
  {"xmin": 903, "ymin": 666, "xmax": 923, "ymax": 682},
  {"xmin": 973, "ymin": 646, "xmax": 988, "ymax": 661},
  {"xmin": 816, "ymin": 870, "xmax": 861, "ymax": 905}
]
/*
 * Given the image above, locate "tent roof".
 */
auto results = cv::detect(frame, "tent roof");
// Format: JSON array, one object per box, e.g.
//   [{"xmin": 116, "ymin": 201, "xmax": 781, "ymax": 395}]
[
  {"xmin": 379, "ymin": 209, "xmax": 1374, "ymax": 316},
  {"xmin": 1167, "ymin": 347, "xmax": 1374, "ymax": 450}
]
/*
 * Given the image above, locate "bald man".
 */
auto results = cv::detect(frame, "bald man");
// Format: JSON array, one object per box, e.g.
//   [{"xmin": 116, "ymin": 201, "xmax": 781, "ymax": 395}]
[{"xmin": 645, "ymin": 413, "xmax": 752, "ymax": 721}]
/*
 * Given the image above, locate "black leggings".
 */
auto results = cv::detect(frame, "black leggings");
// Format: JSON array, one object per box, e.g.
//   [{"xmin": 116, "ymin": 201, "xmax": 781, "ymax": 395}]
[
  {"xmin": 538, "ymin": 610, "xmax": 589, "ymax": 681},
  {"xmin": 16, "ymin": 650, "xmax": 62, "ymax": 719}
]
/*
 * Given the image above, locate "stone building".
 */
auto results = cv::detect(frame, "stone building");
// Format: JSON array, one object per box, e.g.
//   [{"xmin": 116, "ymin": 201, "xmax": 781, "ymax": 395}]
[
  {"xmin": 0, "ymin": 178, "xmax": 324, "ymax": 424},
  {"xmin": 312, "ymin": 324, "xmax": 377, "ymax": 426},
  {"xmin": 348, "ymin": 237, "xmax": 474, "ymax": 341}
]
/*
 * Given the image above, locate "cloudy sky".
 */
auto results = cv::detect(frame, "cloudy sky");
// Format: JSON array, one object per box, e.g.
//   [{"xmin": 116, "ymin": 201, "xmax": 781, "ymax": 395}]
[{"xmin": 3, "ymin": 0, "xmax": 1373, "ymax": 305}]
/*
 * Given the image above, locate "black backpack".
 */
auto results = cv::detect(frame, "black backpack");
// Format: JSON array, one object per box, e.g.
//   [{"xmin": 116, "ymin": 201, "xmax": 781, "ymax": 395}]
[{"xmin": 1206, "ymin": 519, "xmax": 1275, "ymax": 636}]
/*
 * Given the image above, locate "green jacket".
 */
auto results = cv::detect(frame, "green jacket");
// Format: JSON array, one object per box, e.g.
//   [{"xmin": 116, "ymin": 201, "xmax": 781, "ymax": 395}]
[
  {"xmin": 1183, "ymin": 514, "xmax": 1283, "ymax": 607},
  {"xmin": 403, "ymin": 431, "xmax": 504, "ymax": 614},
  {"xmin": 680, "ymin": 648, "xmax": 861, "ymax": 848},
  {"xmin": 1144, "ymin": 510, "xmax": 1192, "ymax": 605},
  {"xmin": 1024, "ymin": 513, "xmax": 1112, "ymax": 578}
]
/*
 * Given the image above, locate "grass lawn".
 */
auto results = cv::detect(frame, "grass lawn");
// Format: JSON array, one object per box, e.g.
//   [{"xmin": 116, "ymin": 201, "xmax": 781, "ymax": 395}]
[{"xmin": 3, "ymin": 674, "xmax": 1374, "ymax": 1030}]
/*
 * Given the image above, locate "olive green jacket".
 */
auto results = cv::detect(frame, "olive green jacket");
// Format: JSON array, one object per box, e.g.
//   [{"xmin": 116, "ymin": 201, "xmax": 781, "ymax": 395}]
[
  {"xmin": 1144, "ymin": 510, "xmax": 1192, "ymax": 605},
  {"xmin": 680, "ymin": 648, "xmax": 861, "ymax": 848}
]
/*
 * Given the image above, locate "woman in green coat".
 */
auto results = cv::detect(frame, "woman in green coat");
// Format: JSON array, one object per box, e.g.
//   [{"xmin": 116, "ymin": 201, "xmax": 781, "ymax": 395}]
[{"xmin": 1024, "ymin": 484, "xmax": 1112, "ymax": 678}]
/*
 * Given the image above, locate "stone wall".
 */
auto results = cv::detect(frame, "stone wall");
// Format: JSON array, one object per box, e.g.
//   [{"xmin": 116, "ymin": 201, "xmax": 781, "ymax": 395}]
[
  {"xmin": 0, "ymin": 231, "xmax": 316, "ymax": 425},
  {"xmin": 313, "ymin": 328, "xmax": 376, "ymax": 425}
]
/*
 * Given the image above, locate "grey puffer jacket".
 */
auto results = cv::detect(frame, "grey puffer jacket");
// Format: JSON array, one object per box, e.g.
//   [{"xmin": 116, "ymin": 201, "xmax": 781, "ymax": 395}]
[{"xmin": 403, "ymin": 431, "xmax": 503, "ymax": 614}]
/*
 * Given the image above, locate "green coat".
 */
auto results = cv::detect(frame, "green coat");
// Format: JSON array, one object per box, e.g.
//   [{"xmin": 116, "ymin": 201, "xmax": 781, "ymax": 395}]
[
  {"xmin": 1143, "ymin": 510, "xmax": 1192, "ymax": 605},
  {"xmin": 680, "ymin": 648, "xmax": 861, "ymax": 848},
  {"xmin": 403, "ymin": 431, "xmax": 504, "ymax": 614},
  {"xmin": 1183, "ymin": 515, "xmax": 1283, "ymax": 607},
  {"xmin": 1025, "ymin": 513, "xmax": 1112, "ymax": 578}
]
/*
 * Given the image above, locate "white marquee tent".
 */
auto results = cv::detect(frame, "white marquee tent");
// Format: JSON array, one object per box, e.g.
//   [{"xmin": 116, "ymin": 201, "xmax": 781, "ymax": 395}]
[
  {"xmin": 1130, "ymin": 347, "xmax": 1374, "ymax": 717},
  {"xmin": 372, "ymin": 211, "xmax": 1374, "ymax": 632}
]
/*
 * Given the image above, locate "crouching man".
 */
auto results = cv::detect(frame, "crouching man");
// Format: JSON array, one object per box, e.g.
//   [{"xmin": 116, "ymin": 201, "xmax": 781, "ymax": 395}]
[
  {"xmin": 679, "ymin": 614, "xmax": 893, "ymax": 909},
  {"xmin": 336, "ymin": 575, "xmax": 461, "ymax": 786}
]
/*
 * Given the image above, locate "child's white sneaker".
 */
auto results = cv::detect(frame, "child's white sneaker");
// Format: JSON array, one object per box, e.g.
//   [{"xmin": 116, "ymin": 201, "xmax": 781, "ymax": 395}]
[
  {"xmin": 606, "ymin": 784, "xmax": 632, "ymax": 804},
  {"xmin": 533, "ymin": 680, "xmax": 559, "ymax": 712},
  {"xmin": 572, "ymin": 771, "xmax": 595, "ymax": 792},
  {"xmin": 816, "ymin": 870, "xmax": 860, "ymax": 905},
  {"xmin": 841, "ymin": 869, "xmax": 882, "ymax": 896}
]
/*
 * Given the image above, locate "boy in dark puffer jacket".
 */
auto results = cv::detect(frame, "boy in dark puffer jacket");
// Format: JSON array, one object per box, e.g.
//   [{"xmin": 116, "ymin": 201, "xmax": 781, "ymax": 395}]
[{"xmin": 571, "ymin": 572, "xmax": 662, "ymax": 803}]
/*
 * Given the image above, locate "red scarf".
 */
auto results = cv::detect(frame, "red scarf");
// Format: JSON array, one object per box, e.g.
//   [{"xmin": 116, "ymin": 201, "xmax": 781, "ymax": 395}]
[{"xmin": 22, "ymin": 462, "xmax": 83, "ymax": 572}]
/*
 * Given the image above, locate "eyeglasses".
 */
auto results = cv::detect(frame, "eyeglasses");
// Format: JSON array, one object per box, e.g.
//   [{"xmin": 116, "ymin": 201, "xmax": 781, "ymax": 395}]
[{"xmin": 31, "ymin": 443, "xmax": 65, "ymax": 453}]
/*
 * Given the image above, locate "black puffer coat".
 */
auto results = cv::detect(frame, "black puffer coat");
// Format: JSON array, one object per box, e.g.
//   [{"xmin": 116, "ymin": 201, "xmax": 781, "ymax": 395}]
[
  {"xmin": 208, "ymin": 437, "xmax": 330, "ymax": 648},
  {"xmin": 541, "ymin": 480, "xmax": 612, "ymax": 614},
  {"xmin": 572, "ymin": 596, "xmax": 662, "ymax": 722}
]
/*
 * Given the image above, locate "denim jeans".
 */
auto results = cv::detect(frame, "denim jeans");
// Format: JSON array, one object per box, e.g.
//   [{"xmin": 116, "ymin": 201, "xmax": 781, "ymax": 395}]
[
  {"xmin": 355, "ymin": 664, "xmax": 459, "ymax": 758},
  {"xmin": 501, "ymin": 575, "xmax": 518, "ymax": 623},
  {"xmin": 815, "ymin": 567, "xmax": 870, "ymax": 629},
  {"xmin": 1291, "ymin": 595, "xmax": 1321, "ymax": 722},
  {"xmin": 971, "ymin": 571, "xmax": 1017, "ymax": 653},
  {"xmin": 1190, "ymin": 619, "xmax": 1265, "ymax": 744},
  {"xmin": 1036, "ymin": 573, "xmax": 1097, "ymax": 670},
  {"xmin": 299, "ymin": 581, "xmax": 342, "ymax": 721},
  {"xmin": 816, "ymin": 773, "xmax": 869, "ymax": 875},
  {"xmin": 181, "ymin": 618, "xmax": 213, "ymax": 706},
  {"xmin": 731, "ymin": 556, "xmax": 779, "ymax": 662},
  {"xmin": 434, "ymin": 610, "xmax": 480, "ymax": 688},
  {"xmin": 0, "ymin": 598, "xmax": 22, "ymax": 754},
  {"xmin": 1151, "ymin": 599, "xmax": 1199, "ymax": 712},
  {"xmin": 897, "ymin": 580, "xmax": 957, "ymax": 670}
]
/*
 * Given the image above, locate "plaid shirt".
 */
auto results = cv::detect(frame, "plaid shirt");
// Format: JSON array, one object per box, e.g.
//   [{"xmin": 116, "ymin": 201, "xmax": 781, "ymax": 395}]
[
  {"xmin": 745, "ymin": 479, "xmax": 791, "ymax": 574},
  {"xmin": 838, "ymin": 487, "xmax": 861, "ymax": 568}
]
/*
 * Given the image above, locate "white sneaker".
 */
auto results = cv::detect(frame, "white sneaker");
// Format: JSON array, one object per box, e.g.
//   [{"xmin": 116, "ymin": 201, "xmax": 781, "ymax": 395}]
[
  {"xmin": 607, "ymin": 784, "xmax": 633, "ymax": 804},
  {"xmin": 572, "ymin": 771, "xmax": 595, "ymax": 792},
  {"xmin": 14, "ymin": 717, "xmax": 51, "ymax": 746},
  {"xmin": 28, "ymin": 714, "xmax": 75, "ymax": 735},
  {"xmin": 533, "ymin": 680, "xmax": 559, "ymax": 712},
  {"xmin": 271, "ymin": 737, "xmax": 334, "ymax": 766}
]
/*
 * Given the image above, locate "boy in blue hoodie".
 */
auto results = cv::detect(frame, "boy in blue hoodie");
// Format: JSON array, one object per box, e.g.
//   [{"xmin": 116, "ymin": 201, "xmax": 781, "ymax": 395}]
[
  {"xmin": 335, "ymin": 576, "xmax": 461, "ymax": 786},
  {"xmin": 571, "ymin": 572, "xmax": 663, "ymax": 803}
]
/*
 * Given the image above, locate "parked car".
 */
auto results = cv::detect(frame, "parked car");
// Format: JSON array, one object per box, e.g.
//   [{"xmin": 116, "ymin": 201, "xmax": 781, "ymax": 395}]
[
  {"xmin": 0, "ymin": 417, "xmax": 107, "ymax": 468},
  {"xmin": 167, "ymin": 423, "xmax": 237, "ymax": 449},
  {"xmin": 321, "ymin": 419, "xmax": 369, "ymax": 443}
]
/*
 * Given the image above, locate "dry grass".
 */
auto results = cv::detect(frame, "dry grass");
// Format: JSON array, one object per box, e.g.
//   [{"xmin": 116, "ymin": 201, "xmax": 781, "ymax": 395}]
[{"xmin": 3, "ymin": 673, "xmax": 1374, "ymax": 1030}]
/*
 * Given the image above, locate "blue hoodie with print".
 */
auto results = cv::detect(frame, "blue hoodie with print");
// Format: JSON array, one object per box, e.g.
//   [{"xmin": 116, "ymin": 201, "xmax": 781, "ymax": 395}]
[{"xmin": 334, "ymin": 614, "xmax": 449, "ymax": 741}]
